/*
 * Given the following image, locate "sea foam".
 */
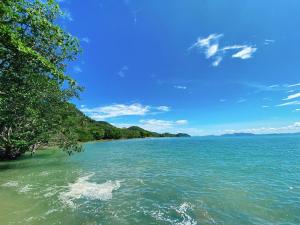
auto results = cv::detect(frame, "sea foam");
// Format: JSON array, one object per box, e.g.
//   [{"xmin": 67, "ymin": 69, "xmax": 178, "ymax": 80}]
[
  {"xmin": 1, "ymin": 181, "xmax": 18, "ymax": 187},
  {"xmin": 150, "ymin": 202, "xmax": 197, "ymax": 225},
  {"xmin": 175, "ymin": 202, "xmax": 197, "ymax": 225},
  {"xmin": 59, "ymin": 173, "xmax": 121, "ymax": 208}
]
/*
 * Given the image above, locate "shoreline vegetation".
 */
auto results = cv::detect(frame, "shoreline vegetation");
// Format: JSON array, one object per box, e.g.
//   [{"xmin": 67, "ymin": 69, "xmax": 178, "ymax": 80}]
[{"xmin": 0, "ymin": 0, "xmax": 189, "ymax": 161}]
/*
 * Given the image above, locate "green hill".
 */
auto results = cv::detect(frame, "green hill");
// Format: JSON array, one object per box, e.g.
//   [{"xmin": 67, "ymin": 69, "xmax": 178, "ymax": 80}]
[{"xmin": 66, "ymin": 104, "xmax": 190, "ymax": 142}]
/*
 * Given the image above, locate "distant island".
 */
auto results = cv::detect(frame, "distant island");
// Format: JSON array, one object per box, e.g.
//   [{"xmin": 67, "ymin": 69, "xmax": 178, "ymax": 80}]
[
  {"xmin": 205, "ymin": 132, "xmax": 300, "ymax": 138},
  {"xmin": 220, "ymin": 133, "xmax": 256, "ymax": 137}
]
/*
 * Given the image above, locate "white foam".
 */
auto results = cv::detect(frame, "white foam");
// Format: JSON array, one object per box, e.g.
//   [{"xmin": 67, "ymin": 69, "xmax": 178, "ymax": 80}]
[
  {"xmin": 149, "ymin": 202, "xmax": 197, "ymax": 225},
  {"xmin": 2, "ymin": 181, "xmax": 18, "ymax": 187},
  {"xmin": 175, "ymin": 202, "xmax": 197, "ymax": 225},
  {"xmin": 59, "ymin": 173, "xmax": 121, "ymax": 208},
  {"xmin": 19, "ymin": 184, "xmax": 33, "ymax": 193}
]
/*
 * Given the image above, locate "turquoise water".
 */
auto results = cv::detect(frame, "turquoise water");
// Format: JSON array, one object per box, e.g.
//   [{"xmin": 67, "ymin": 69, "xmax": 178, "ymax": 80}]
[{"xmin": 1, "ymin": 136, "xmax": 300, "ymax": 224}]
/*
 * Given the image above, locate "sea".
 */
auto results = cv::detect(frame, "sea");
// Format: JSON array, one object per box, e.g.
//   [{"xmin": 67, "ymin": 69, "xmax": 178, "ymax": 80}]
[{"xmin": 0, "ymin": 135, "xmax": 300, "ymax": 225}]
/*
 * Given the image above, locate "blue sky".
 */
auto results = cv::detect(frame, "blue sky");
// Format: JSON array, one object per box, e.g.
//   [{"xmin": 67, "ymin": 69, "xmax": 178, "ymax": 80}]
[{"xmin": 59, "ymin": 0, "xmax": 300, "ymax": 135}]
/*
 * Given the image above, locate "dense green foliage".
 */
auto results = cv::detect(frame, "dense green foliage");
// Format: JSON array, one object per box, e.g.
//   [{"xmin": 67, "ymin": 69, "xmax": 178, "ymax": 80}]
[
  {"xmin": 65, "ymin": 104, "xmax": 190, "ymax": 142},
  {"xmin": 0, "ymin": 0, "xmax": 81, "ymax": 159},
  {"xmin": 0, "ymin": 0, "xmax": 189, "ymax": 160}
]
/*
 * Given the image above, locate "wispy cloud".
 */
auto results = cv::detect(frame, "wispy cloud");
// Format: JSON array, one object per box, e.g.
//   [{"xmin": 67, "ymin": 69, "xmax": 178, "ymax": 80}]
[
  {"xmin": 221, "ymin": 122, "xmax": 300, "ymax": 135},
  {"xmin": 277, "ymin": 101, "xmax": 300, "ymax": 107},
  {"xmin": 174, "ymin": 85, "xmax": 187, "ymax": 90},
  {"xmin": 212, "ymin": 56, "xmax": 222, "ymax": 67},
  {"xmin": 231, "ymin": 46, "xmax": 257, "ymax": 59},
  {"xmin": 264, "ymin": 39, "xmax": 275, "ymax": 45},
  {"xmin": 288, "ymin": 83, "xmax": 300, "ymax": 88},
  {"xmin": 156, "ymin": 106, "xmax": 170, "ymax": 112},
  {"xmin": 81, "ymin": 103, "xmax": 171, "ymax": 120},
  {"xmin": 283, "ymin": 92, "xmax": 300, "ymax": 101},
  {"xmin": 81, "ymin": 103, "xmax": 150, "ymax": 120},
  {"xmin": 189, "ymin": 34, "xmax": 257, "ymax": 66},
  {"xmin": 118, "ymin": 65, "xmax": 128, "ymax": 78},
  {"xmin": 138, "ymin": 119, "xmax": 188, "ymax": 132},
  {"xmin": 175, "ymin": 120, "xmax": 188, "ymax": 125},
  {"xmin": 238, "ymin": 82, "xmax": 291, "ymax": 92}
]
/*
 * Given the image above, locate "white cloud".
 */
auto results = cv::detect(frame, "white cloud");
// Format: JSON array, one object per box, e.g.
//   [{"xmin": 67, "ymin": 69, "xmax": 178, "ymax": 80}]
[
  {"xmin": 220, "ymin": 121, "xmax": 300, "ymax": 135},
  {"xmin": 189, "ymin": 34, "xmax": 223, "ymax": 66},
  {"xmin": 296, "ymin": 109, "xmax": 300, "ymax": 112},
  {"xmin": 264, "ymin": 39, "xmax": 275, "ymax": 45},
  {"xmin": 156, "ymin": 106, "xmax": 170, "ymax": 112},
  {"xmin": 239, "ymin": 82, "xmax": 291, "ymax": 92},
  {"xmin": 81, "ymin": 37, "xmax": 90, "ymax": 43},
  {"xmin": 175, "ymin": 120, "xmax": 188, "ymax": 125},
  {"xmin": 114, "ymin": 119, "xmax": 199, "ymax": 135},
  {"xmin": 268, "ymin": 85, "xmax": 279, "ymax": 88},
  {"xmin": 138, "ymin": 119, "xmax": 188, "ymax": 132},
  {"xmin": 81, "ymin": 103, "xmax": 150, "ymax": 120},
  {"xmin": 212, "ymin": 56, "xmax": 222, "ymax": 67},
  {"xmin": 140, "ymin": 119, "xmax": 173, "ymax": 127},
  {"xmin": 288, "ymin": 83, "xmax": 300, "ymax": 88},
  {"xmin": 248, "ymin": 122, "xmax": 300, "ymax": 133},
  {"xmin": 277, "ymin": 101, "xmax": 300, "ymax": 107},
  {"xmin": 118, "ymin": 65, "xmax": 128, "ymax": 78},
  {"xmin": 206, "ymin": 44, "xmax": 219, "ymax": 58},
  {"xmin": 190, "ymin": 34, "xmax": 257, "ymax": 66},
  {"xmin": 174, "ymin": 85, "xmax": 187, "ymax": 90},
  {"xmin": 262, "ymin": 105, "xmax": 270, "ymax": 108},
  {"xmin": 190, "ymin": 33, "xmax": 223, "ymax": 49},
  {"xmin": 232, "ymin": 46, "xmax": 257, "ymax": 59},
  {"xmin": 284, "ymin": 92, "xmax": 300, "ymax": 101},
  {"xmin": 81, "ymin": 103, "xmax": 172, "ymax": 120}
]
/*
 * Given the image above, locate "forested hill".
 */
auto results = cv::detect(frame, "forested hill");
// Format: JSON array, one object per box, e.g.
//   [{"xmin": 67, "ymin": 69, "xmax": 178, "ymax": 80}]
[{"xmin": 67, "ymin": 104, "xmax": 190, "ymax": 142}]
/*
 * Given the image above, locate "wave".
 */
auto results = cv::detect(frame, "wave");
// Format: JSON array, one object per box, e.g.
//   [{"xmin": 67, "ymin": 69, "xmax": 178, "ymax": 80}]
[
  {"xmin": 150, "ymin": 202, "xmax": 197, "ymax": 225},
  {"xmin": 175, "ymin": 202, "xmax": 197, "ymax": 225},
  {"xmin": 59, "ymin": 173, "xmax": 121, "ymax": 208}
]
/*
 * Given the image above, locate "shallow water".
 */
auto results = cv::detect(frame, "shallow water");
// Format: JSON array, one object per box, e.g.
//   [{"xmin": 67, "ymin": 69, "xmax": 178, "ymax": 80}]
[{"xmin": 1, "ymin": 136, "xmax": 300, "ymax": 225}]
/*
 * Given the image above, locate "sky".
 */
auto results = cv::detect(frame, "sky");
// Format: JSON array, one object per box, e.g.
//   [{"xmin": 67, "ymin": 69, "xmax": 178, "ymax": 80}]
[{"xmin": 58, "ymin": 0, "xmax": 300, "ymax": 136}]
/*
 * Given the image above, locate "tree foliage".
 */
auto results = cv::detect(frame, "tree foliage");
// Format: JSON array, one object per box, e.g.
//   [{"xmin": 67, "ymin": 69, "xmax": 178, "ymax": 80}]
[{"xmin": 0, "ymin": 0, "xmax": 81, "ymax": 159}]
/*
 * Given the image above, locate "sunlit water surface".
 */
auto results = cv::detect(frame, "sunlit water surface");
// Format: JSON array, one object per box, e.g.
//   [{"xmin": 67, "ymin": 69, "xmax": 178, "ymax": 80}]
[{"xmin": 1, "ymin": 136, "xmax": 300, "ymax": 225}]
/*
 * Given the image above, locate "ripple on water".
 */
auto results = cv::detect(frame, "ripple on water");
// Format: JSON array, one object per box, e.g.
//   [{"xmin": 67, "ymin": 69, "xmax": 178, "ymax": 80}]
[{"xmin": 59, "ymin": 173, "xmax": 121, "ymax": 208}]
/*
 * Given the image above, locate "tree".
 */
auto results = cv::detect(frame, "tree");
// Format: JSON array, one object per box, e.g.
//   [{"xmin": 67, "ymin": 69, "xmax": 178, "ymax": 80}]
[{"xmin": 0, "ymin": 0, "xmax": 82, "ymax": 159}]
